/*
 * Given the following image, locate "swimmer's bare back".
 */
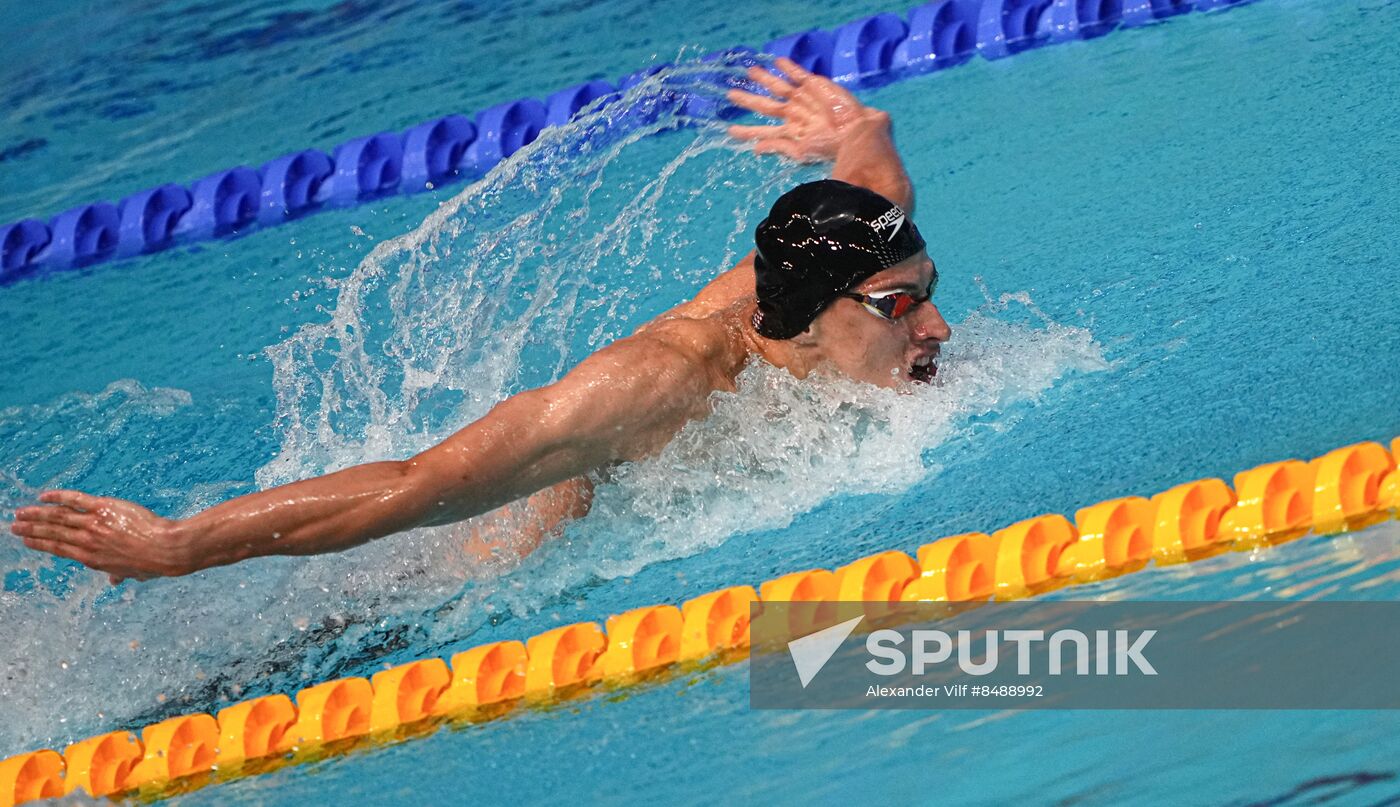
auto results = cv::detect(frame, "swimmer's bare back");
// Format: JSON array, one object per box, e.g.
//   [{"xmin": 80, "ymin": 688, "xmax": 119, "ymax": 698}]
[{"xmin": 8, "ymin": 58, "xmax": 917, "ymax": 583}]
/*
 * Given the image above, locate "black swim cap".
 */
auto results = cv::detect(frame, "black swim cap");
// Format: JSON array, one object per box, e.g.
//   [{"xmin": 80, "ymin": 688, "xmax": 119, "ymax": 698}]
[{"xmin": 751, "ymin": 179, "xmax": 926, "ymax": 340}]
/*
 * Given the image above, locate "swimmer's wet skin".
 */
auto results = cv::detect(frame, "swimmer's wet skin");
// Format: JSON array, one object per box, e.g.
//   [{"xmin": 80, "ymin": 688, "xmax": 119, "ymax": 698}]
[{"xmin": 7, "ymin": 57, "xmax": 952, "ymax": 584}]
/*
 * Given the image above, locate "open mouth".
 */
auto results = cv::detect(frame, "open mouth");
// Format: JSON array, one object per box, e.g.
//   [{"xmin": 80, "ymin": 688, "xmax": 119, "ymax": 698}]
[{"xmin": 908, "ymin": 356, "xmax": 937, "ymax": 384}]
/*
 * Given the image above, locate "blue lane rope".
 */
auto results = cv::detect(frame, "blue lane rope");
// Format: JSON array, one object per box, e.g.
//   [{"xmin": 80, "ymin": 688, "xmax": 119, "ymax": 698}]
[{"xmin": 0, "ymin": 0, "xmax": 1253, "ymax": 284}]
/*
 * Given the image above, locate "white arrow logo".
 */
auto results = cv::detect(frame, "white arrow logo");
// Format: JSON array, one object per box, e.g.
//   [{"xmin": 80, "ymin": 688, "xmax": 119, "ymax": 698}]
[
  {"xmin": 787, "ymin": 615, "xmax": 864, "ymax": 688},
  {"xmin": 870, "ymin": 207, "xmax": 906, "ymax": 241},
  {"xmin": 884, "ymin": 212, "xmax": 904, "ymax": 241}
]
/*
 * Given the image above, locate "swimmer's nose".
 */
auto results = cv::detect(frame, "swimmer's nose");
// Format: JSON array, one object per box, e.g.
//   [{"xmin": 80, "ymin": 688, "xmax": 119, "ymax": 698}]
[{"xmin": 913, "ymin": 302, "xmax": 952, "ymax": 343}]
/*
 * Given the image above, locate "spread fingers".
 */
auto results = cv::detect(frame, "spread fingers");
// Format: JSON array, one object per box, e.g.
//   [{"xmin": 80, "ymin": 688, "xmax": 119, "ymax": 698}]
[
  {"xmin": 727, "ymin": 88, "xmax": 786, "ymax": 118},
  {"xmin": 773, "ymin": 57, "xmax": 813, "ymax": 86},
  {"xmin": 746, "ymin": 66, "xmax": 794, "ymax": 98}
]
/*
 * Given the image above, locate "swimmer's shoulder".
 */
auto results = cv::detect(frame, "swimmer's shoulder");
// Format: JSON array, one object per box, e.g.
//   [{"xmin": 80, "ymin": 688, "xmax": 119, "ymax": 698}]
[
  {"xmin": 635, "ymin": 311, "xmax": 732, "ymax": 358},
  {"xmin": 633, "ymin": 307, "xmax": 751, "ymax": 384}
]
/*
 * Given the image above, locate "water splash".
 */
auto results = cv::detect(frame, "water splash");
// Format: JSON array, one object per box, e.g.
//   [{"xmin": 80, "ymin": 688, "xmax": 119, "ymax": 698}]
[{"xmin": 258, "ymin": 59, "xmax": 808, "ymax": 487}]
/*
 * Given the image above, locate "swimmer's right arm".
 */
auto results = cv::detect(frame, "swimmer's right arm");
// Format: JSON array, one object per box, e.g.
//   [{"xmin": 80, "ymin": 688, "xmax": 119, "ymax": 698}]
[
  {"xmin": 9, "ymin": 333, "xmax": 715, "ymax": 581},
  {"xmin": 726, "ymin": 57, "xmax": 914, "ymax": 212},
  {"xmin": 679, "ymin": 60, "xmax": 915, "ymax": 316}
]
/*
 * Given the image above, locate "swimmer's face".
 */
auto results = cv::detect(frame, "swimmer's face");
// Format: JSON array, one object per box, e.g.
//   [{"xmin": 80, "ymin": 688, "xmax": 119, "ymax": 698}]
[{"xmin": 804, "ymin": 252, "xmax": 951, "ymax": 389}]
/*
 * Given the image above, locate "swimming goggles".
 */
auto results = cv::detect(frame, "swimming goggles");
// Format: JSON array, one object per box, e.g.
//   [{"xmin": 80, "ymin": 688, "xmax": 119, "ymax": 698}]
[{"xmin": 840, "ymin": 274, "xmax": 938, "ymax": 321}]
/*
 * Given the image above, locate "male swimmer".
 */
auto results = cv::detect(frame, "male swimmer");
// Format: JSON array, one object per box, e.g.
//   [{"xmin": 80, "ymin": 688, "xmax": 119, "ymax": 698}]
[{"xmin": 8, "ymin": 58, "xmax": 952, "ymax": 583}]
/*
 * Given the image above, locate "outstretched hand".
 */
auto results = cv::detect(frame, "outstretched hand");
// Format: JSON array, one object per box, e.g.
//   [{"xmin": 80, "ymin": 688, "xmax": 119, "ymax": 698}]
[
  {"xmin": 726, "ymin": 56, "xmax": 891, "ymax": 163},
  {"xmin": 9, "ymin": 490, "xmax": 183, "ymax": 584}
]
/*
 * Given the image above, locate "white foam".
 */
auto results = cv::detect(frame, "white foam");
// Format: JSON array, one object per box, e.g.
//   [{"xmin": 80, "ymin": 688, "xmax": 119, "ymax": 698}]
[{"xmin": 483, "ymin": 298, "xmax": 1108, "ymax": 618}]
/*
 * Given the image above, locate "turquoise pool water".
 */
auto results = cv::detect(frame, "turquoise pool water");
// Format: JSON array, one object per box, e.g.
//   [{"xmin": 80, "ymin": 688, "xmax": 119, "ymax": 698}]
[{"xmin": 2, "ymin": 0, "xmax": 1399, "ymax": 803}]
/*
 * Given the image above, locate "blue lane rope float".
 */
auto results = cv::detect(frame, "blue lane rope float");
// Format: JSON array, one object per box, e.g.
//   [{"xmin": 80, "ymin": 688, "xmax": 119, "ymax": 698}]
[{"xmin": 0, "ymin": 0, "xmax": 1256, "ymax": 284}]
